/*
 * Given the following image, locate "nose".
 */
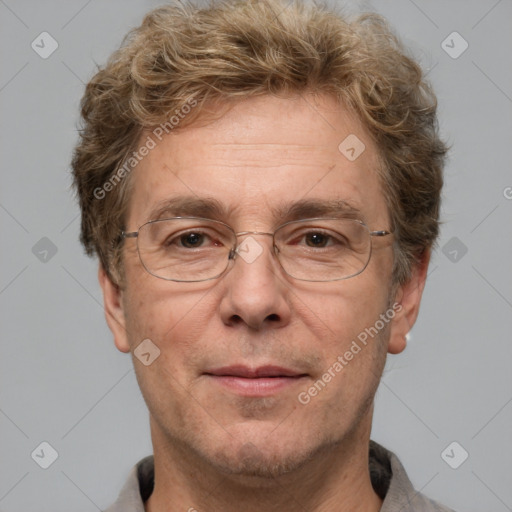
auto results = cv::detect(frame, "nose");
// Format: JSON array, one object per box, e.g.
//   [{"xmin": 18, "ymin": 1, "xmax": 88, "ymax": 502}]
[{"xmin": 218, "ymin": 233, "xmax": 292, "ymax": 331}]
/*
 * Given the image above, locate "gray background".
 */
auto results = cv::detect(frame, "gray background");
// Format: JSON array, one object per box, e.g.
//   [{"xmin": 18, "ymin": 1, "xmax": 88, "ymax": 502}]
[{"xmin": 0, "ymin": 0, "xmax": 511, "ymax": 510}]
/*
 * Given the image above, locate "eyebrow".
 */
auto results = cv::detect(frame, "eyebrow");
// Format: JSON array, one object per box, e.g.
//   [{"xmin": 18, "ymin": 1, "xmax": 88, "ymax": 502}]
[{"xmin": 147, "ymin": 195, "xmax": 364, "ymax": 226}]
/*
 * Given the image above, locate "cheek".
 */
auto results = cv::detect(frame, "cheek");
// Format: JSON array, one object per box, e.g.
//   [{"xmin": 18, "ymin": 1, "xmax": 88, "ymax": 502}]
[
  {"xmin": 122, "ymin": 288, "xmax": 213, "ymax": 423},
  {"xmin": 122, "ymin": 279, "xmax": 219, "ymax": 371},
  {"xmin": 293, "ymin": 276, "xmax": 392, "ymax": 404},
  {"xmin": 293, "ymin": 274, "xmax": 391, "ymax": 349}
]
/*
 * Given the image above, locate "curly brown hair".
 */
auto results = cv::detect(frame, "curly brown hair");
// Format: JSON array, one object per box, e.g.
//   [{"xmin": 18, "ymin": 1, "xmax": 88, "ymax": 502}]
[{"xmin": 71, "ymin": 0, "xmax": 448, "ymax": 286}]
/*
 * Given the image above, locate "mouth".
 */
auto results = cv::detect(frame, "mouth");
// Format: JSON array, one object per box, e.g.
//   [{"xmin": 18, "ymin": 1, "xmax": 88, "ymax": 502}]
[{"xmin": 203, "ymin": 365, "xmax": 309, "ymax": 396}]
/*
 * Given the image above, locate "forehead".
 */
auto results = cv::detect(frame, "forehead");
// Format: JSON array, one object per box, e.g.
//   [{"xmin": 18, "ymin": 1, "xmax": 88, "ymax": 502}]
[{"xmin": 127, "ymin": 94, "xmax": 388, "ymax": 229}]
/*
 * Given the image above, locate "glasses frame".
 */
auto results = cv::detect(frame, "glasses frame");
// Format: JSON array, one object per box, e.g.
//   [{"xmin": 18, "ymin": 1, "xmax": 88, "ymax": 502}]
[{"xmin": 121, "ymin": 216, "xmax": 393, "ymax": 283}]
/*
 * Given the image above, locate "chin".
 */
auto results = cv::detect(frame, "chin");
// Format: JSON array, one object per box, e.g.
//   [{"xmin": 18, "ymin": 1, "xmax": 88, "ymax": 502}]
[{"xmin": 202, "ymin": 429, "xmax": 338, "ymax": 480}]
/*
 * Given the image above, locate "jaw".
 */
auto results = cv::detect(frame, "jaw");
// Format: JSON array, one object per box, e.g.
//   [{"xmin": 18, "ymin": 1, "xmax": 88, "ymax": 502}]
[
  {"xmin": 149, "ymin": 387, "xmax": 376, "ymax": 477},
  {"xmin": 146, "ymin": 402, "xmax": 378, "ymax": 512}
]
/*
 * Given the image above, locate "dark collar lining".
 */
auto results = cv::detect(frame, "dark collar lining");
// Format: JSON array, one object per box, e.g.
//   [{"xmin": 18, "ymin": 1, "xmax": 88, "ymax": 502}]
[{"xmin": 369, "ymin": 440, "xmax": 392, "ymax": 499}]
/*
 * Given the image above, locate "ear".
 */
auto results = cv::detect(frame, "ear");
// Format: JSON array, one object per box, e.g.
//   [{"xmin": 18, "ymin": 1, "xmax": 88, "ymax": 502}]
[
  {"xmin": 98, "ymin": 264, "xmax": 130, "ymax": 353},
  {"xmin": 387, "ymin": 250, "xmax": 430, "ymax": 354}
]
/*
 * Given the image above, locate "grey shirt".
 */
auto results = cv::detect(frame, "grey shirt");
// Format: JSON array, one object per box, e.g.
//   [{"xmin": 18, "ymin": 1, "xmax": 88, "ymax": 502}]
[{"xmin": 104, "ymin": 441, "xmax": 455, "ymax": 511}]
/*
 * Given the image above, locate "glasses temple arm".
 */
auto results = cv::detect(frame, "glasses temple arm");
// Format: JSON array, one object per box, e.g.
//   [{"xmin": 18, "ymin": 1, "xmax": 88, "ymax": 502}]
[
  {"xmin": 370, "ymin": 230, "xmax": 393, "ymax": 237},
  {"xmin": 121, "ymin": 231, "xmax": 139, "ymax": 238}
]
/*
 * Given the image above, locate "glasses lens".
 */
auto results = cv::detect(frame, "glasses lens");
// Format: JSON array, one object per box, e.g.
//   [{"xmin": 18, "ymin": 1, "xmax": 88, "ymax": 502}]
[
  {"xmin": 275, "ymin": 219, "xmax": 371, "ymax": 281},
  {"xmin": 137, "ymin": 218, "xmax": 235, "ymax": 281}
]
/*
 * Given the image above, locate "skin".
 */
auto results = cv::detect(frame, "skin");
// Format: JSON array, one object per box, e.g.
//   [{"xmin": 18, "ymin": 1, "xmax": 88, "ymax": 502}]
[{"xmin": 99, "ymin": 93, "xmax": 429, "ymax": 512}]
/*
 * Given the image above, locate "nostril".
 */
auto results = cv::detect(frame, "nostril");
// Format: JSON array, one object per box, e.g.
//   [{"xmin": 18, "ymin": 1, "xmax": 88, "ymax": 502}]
[
  {"xmin": 266, "ymin": 314, "xmax": 280, "ymax": 322},
  {"xmin": 230, "ymin": 314, "xmax": 243, "ymax": 325}
]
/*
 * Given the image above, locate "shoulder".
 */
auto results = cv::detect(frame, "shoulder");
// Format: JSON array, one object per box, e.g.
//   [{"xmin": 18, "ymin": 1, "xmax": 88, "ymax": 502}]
[
  {"xmin": 370, "ymin": 441, "xmax": 457, "ymax": 512},
  {"xmin": 103, "ymin": 455, "xmax": 154, "ymax": 512}
]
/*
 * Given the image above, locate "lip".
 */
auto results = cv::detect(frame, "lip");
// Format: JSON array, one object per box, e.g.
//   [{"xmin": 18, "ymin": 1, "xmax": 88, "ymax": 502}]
[
  {"xmin": 205, "ymin": 365, "xmax": 305, "ymax": 378},
  {"xmin": 204, "ymin": 365, "xmax": 308, "ymax": 397}
]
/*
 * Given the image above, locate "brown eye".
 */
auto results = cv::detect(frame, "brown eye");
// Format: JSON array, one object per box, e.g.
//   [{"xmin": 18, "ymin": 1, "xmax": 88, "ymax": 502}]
[
  {"xmin": 305, "ymin": 232, "xmax": 330, "ymax": 247},
  {"xmin": 179, "ymin": 232, "xmax": 205, "ymax": 248}
]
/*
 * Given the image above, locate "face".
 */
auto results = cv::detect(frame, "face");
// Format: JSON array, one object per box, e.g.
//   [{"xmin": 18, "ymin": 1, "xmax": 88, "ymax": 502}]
[{"xmin": 101, "ymin": 93, "xmax": 426, "ymax": 477}]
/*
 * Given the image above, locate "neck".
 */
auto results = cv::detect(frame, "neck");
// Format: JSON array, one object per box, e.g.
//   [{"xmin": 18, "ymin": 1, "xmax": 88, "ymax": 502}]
[{"xmin": 145, "ymin": 415, "xmax": 382, "ymax": 512}]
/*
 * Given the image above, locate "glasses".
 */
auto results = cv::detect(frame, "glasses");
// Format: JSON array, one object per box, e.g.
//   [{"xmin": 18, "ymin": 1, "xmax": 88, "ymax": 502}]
[{"xmin": 121, "ymin": 217, "xmax": 393, "ymax": 283}]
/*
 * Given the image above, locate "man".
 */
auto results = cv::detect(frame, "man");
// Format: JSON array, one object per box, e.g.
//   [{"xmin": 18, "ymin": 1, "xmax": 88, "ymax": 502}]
[{"xmin": 71, "ymin": 0, "xmax": 452, "ymax": 510}]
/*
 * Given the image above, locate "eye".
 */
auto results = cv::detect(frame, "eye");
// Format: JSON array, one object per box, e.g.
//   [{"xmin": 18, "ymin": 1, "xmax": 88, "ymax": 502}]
[
  {"xmin": 289, "ymin": 229, "xmax": 347, "ymax": 249},
  {"xmin": 163, "ymin": 228, "xmax": 225, "ymax": 250},
  {"xmin": 179, "ymin": 232, "xmax": 206, "ymax": 248},
  {"xmin": 304, "ymin": 232, "xmax": 332, "ymax": 248}
]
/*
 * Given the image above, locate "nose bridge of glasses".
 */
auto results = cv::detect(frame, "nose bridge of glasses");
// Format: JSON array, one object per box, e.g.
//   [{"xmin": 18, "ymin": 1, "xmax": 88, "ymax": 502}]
[
  {"xmin": 235, "ymin": 230, "xmax": 274, "ymax": 238},
  {"xmin": 234, "ymin": 231, "xmax": 276, "ymax": 252},
  {"xmin": 230, "ymin": 231, "xmax": 278, "ymax": 264}
]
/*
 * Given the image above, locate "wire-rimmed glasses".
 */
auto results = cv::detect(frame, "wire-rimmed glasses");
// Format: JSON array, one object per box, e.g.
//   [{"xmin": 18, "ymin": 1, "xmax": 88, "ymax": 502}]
[{"xmin": 121, "ymin": 216, "xmax": 393, "ymax": 282}]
